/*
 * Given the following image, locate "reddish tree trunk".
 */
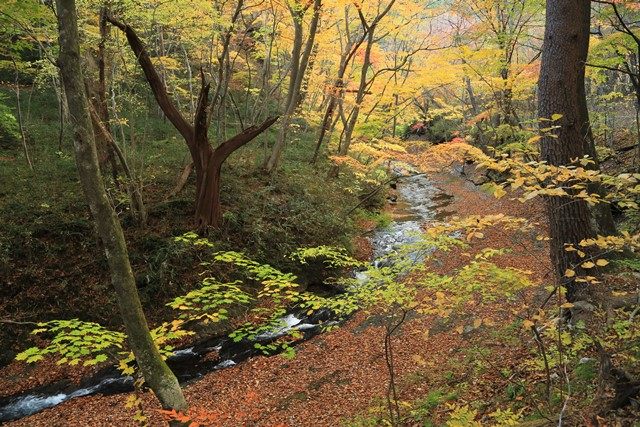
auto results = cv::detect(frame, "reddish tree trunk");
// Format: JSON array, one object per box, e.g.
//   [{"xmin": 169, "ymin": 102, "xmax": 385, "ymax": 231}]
[
  {"xmin": 105, "ymin": 12, "xmax": 278, "ymax": 229},
  {"xmin": 195, "ymin": 117, "xmax": 279, "ymax": 228},
  {"xmin": 196, "ymin": 151, "xmax": 222, "ymax": 228}
]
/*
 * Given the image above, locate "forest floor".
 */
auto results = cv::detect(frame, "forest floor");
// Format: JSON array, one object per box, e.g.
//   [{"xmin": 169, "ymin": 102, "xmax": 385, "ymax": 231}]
[{"xmin": 3, "ymin": 156, "xmax": 566, "ymax": 426}]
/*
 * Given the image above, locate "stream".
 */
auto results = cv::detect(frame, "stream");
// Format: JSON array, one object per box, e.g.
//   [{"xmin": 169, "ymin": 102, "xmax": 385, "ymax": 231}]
[{"xmin": 0, "ymin": 165, "xmax": 452, "ymax": 423}]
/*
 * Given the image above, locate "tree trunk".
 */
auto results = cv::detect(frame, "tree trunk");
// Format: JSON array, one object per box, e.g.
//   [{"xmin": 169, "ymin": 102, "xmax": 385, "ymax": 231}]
[
  {"xmin": 311, "ymin": 97, "xmax": 337, "ymax": 163},
  {"xmin": 312, "ymin": 7, "xmax": 369, "ymax": 164},
  {"xmin": 196, "ymin": 117, "xmax": 279, "ymax": 229},
  {"xmin": 264, "ymin": 0, "xmax": 322, "ymax": 173},
  {"xmin": 89, "ymin": 105, "xmax": 148, "ymax": 225},
  {"xmin": 575, "ymin": 45, "xmax": 617, "ymax": 237},
  {"xmin": 328, "ymin": 23, "xmax": 376, "ymax": 178},
  {"xmin": 12, "ymin": 60, "xmax": 33, "ymax": 170},
  {"xmin": 464, "ymin": 76, "xmax": 488, "ymax": 147},
  {"xmin": 105, "ymin": 12, "xmax": 277, "ymax": 229},
  {"xmin": 538, "ymin": 0, "xmax": 598, "ymax": 301},
  {"xmin": 55, "ymin": 0, "xmax": 187, "ymax": 412}
]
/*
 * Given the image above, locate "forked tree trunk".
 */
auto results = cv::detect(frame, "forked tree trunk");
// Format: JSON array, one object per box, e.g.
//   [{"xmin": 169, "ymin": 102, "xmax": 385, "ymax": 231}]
[
  {"xmin": 196, "ymin": 117, "xmax": 279, "ymax": 227},
  {"xmin": 54, "ymin": 0, "xmax": 187, "ymax": 411},
  {"xmin": 105, "ymin": 12, "xmax": 277, "ymax": 229},
  {"xmin": 328, "ymin": 20, "xmax": 376, "ymax": 178},
  {"xmin": 538, "ymin": 0, "xmax": 598, "ymax": 301},
  {"xmin": 327, "ymin": 0, "xmax": 397, "ymax": 177}
]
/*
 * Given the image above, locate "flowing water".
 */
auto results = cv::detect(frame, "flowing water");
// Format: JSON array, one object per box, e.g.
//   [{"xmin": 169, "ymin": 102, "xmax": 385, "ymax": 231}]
[{"xmin": 0, "ymin": 166, "xmax": 452, "ymax": 422}]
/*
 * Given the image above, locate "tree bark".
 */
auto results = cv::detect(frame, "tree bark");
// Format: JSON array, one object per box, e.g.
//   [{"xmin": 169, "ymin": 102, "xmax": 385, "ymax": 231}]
[
  {"xmin": 464, "ymin": 76, "xmax": 488, "ymax": 147},
  {"xmin": 55, "ymin": 0, "xmax": 187, "ymax": 411},
  {"xmin": 89, "ymin": 105, "xmax": 148, "ymax": 225},
  {"xmin": 197, "ymin": 117, "xmax": 279, "ymax": 227},
  {"xmin": 538, "ymin": 0, "xmax": 599, "ymax": 301},
  {"xmin": 327, "ymin": 0, "xmax": 398, "ymax": 177},
  {"xmin": 12, "ymin": 59, "xmax": 33, "ymax": 170}
]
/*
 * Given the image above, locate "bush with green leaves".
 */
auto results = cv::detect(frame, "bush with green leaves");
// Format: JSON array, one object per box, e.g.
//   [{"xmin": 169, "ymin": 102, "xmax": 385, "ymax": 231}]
[
  {"xmin": 16, "ymin": 319, "xmax": 126, "ymax": 366},
  {"xmin": 15, "ymin": 317, "xmax": 193, "ymax": 370},
  {"xmin": 290, "ymin": 245, "xmax": 365, "ymax": 269},
  {"xmin": 0, "ymin": 96, "xmax": 20, "ymax": 149},
  {"xmin": 167, "ymin": 279, "xmax": 252, "ymax": 323}
]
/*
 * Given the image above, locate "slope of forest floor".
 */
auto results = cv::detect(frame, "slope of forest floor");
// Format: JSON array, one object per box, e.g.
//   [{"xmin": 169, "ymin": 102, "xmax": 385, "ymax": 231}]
[
  {"xmin": 4, "ymin": 146, "xmax": 639, "ymax": 426},
  {"xmin": 3, "ymin": 158, "xmax": 570, "ymax": 427},
  {"xmin": 0, "ymin": 87, "xmax": 368, "ymax": 368}
]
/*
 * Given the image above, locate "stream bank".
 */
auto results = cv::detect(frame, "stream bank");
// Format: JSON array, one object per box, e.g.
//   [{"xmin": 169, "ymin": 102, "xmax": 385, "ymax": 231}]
[
  {"xmin": 0, "ymin": 165, "xmax": 452, "ymax": 424},
  {"xmin": 3, "ymin": 161, "xmax": 556, "ymax": 427}
]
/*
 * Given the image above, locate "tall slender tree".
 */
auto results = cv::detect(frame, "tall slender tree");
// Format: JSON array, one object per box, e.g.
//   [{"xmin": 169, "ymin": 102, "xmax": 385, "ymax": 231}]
[
  {"xmin": 311, "ymin": 5, "xmax": 368, "ymax": 164},
  {"xmin": 264, "ymin": 0, "xmax": 322, "ymax": 173},
  {"xmin": 54, "ymin": 0, "xmax": 187, "ymax": 411}
]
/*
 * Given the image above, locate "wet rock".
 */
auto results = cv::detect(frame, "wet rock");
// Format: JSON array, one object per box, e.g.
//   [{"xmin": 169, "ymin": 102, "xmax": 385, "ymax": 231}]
[
  {"xmin": 472, "ymin": 174, "xmax": 490, "ymax": 185},
  {"xmin": 571, "ymin": 300, "xmax": 596, "ymax": 313}
]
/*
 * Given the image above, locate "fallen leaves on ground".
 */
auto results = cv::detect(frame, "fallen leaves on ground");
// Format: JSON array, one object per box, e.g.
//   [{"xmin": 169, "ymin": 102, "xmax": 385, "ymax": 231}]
[{"xmin": 4, "ymin": 163, "xmax": 554, "ymax": 427}]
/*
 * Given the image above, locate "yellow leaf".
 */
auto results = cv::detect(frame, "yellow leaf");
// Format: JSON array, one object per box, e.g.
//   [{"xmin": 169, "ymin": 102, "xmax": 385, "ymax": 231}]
[
  {"xmin": 473, "ymin": 318, "xmax": 482, "ymax": 328},
  {"xmin": 455, "ymin": 325, "xmax": 464, "ymax": 334},
  {"xmin": 494, "ymin": 186, "xmax": 507, "ymax": 199},
  {"xmin": 581, "ymin": 261, "xmax": 595, "ymax": 269},
  {"xmin": 512, "ymin": 177, "xmax": 526, "ymax": 189},
  {"xmin": 125, "ymin": 395, "xmax": 138, "ymax": 409},
  {"xmin": 523, "ymin": 320, "xmax": 534, "ymax": 329},
  {"xmin": 564, "ymin": 269, "xmax": 576, "ymax": 278},
  {"xmin": 560, "ymin": 302, "xmax": 574, "ymax": 309},
  {"xmin": 521, "ymin": 190, "xmax": 539, "ymax": 201},
  {"xmin": 412, "ymin": 355, "xmax": 427, "ymax": 366},
  {"xmin": 595, "ymin": 259, "xmax": 609, "ymax": 267},
  {"xmin": 526, "ymin": 135, "xmax": 542, "ymax": 144}
]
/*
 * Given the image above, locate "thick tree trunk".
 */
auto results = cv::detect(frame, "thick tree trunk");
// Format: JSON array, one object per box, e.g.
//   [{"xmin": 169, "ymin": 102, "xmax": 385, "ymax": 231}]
[
  {"xmin": 55, "ymin": 0, "xmax": 187, "ymax": 411},
  {"xmin": 538, "ymin": 0, "xmax": 598, "ymax": 301},
  {"xmin": 575, "ymin": 45, "xmax": 617, "ymax": 236},
  {"xmin": 105, "ymin": 12, "xmax": 277, "ymax": 229},
  {"xmin": 196, "ymin": 117, "xmax": 279, "ymax": 229}
]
